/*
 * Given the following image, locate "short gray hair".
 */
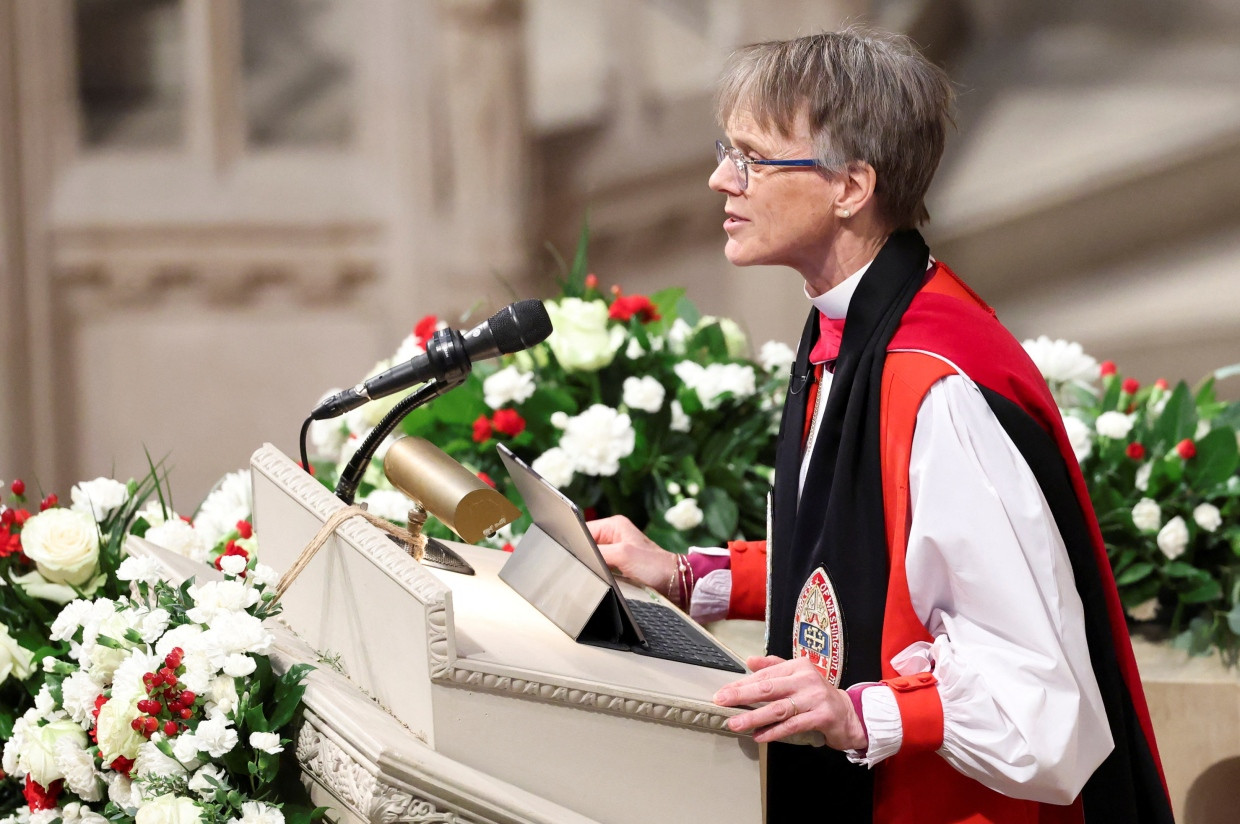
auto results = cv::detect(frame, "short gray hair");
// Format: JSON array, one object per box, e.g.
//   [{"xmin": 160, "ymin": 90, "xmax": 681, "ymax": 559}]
[{"xmin": 716, "ymin": 27, "xmax": 954, "ymax": 229}]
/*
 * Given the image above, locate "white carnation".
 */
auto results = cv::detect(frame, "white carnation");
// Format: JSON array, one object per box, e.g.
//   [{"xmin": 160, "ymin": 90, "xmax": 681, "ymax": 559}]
[
  {"xmin": 674, "ymin": 362, "xmax": 756, "ymax": 409},
  {"xmin": 55, "ymin": 737, "xmax": 104, "ymax": 801},
  {"xmin": 69, "ymin": 478, "xmax": 130, "ymax": 523},
  {"xmin": 50, "ymin": 599, "xmax": 96, "ymax": 642},
  {"xmin": 625, "ymin": 337, "xmax": 645, "ymax": 359},
  {"xmin": 187, "ymin": 580, "xmax": 260, "ymax": 624},
  {"xmin": 670, "ymin": 401, "xmax": 691, "ymax": 433},
  {"xmin": 1135, "ymin": 462, "xmax": 1153, "ymax": 492},
  {"xmin": 187, "ymin": 764, "xmax": 228, "ymax": 799},
  {"xmin": 1127, "ymin": 598, "xmax": 1159, "ymax": 622},
  {"xmin": 358, "ymin": 489, "xmax": 414, "ymax": 523},
  {"xmin": 218, "ymin": 555, "xmax": 247, "ymax": 576},
  {"xmin": 249, "ymin": 731, "xmax": 284, "ymax": 755},
  {"xmin": 665, "ymin": 498, "xmax": 704, "ymax": 531},
  {"xmin": 558, "ymin": 405, "xmax": 636, "ymax": 477},
  {"xmin": 531, "ymin": 448, "xmax": 575, "ymax": 490},
  {"xmin": 204, "ymin": 675, "xmax": 239, "ymax": 720},
  {"xmin": 238, "ymin": 801, "xmax": 284, "ymax": 824},
  {"xmin": 667, "ymin": 318, "xmax": 692, "ymax": 354},
  {"xmin": 1021, "ymin": 336, "xmax": 1099, "ymax": 403},
  {"xmin": 1132, "ymin": 498, "xmax": 1161, "ymax": 533},
  {"xmin": 483, "ymin": 366, "xmax": 537, "ymax": 409},
  {"xmin": 61, "ymin": 669, "xmax": 105, "ymax": 727},
  {"xmin": 136, "ymin": 501, "xmax": 178, "ymax": 528},
  {"xmin": 1193, "ymin": 503, "xmax": 1222, "ymax": 533},
  {"xmin": 222, "ymin": 654, "xmax": 256, "ymax": 678},
  {"xmin": 1156, "ymin": 516, "xmax": 1189, "ymax": 560},
  {"xmin": 134, "ymin": 740, "xmax": 187, "ymax": 780},
  {"xmin": 201, "ymin": 611, "xmax": 273, "ymax": 661},
  {"xmin": 622, "ymin": 376, "xmax": 666, "ymax": 414},
  {"xmin": 1095, "ymin": 411, "xmax": 1135, "ymax": 440},
  {"xmin": 117, "ymin": 555, "xmax": 165, "ymax": 586},
  {"xmin": 1060, "ymin": 412, "xmax": 1092, "ymax": 463},
  {"xmin": 193, "ymin": 471, "xmax": 252, "ymax": 549},
  {"xmin": 759, "ymin": 340, "xmax": 796, "ymax": 373},
  {"xmin": 190, "ymin": 716, "xmax": 238, "ymax": 758},
  {"xmin": 142, "ymin": 520, "xmax": 209, "ymax": 563}
]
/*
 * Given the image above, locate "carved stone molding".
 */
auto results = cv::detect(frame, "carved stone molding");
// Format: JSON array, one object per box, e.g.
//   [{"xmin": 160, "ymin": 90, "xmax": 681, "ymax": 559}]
[{"xmin": 297, "ymin": 717, "xmax": 481, "ymax": 824}]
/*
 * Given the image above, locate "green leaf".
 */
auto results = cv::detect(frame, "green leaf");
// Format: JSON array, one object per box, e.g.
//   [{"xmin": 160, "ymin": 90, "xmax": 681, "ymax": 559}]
[
  {"xmin": 1187, "ymin": 427, "xmax": 1240, "ymax": 490},
  {"xmin": 675, "ymin": 296, "xmax": 701, "ymax": 328},
  {"xmin": 1164, "ymin": 562, "xmax": 1198, "ymax": 578},
  {"xmin": 1179, "ymin": 578, "xmax": 1223, "ymax": 604},
  {"xmin": 1151, "ymin": 382, "xmax": 1196, "ymax": 451},
  {"xmin": 700, "ymin": 487, "xmax": 739, "ymax": 542},
  {"xmin": 1228, "ymin": 603, "xmax": 1240, "ymax": 636},
  {"xmin": 1114, "ymin": 562, "xmax": 1155, "ymax": 586}
]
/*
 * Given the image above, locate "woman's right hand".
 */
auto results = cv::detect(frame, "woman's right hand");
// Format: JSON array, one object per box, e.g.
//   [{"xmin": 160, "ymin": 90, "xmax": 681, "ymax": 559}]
[{"xmin": 587, "ymin": 515, "xmax": 678, "ymax": 595}]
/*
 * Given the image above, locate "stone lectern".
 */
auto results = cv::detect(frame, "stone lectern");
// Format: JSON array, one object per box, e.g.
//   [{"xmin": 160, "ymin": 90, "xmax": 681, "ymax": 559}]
[{"xmin": 246, "ymin": 444, "xmax": 763, "ymax": 824}]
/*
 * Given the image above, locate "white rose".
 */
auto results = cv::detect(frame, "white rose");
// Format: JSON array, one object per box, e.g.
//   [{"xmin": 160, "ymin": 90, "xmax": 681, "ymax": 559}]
[
  {"xmin": 544, "ymin": 298, "xmax": 620, "ymax": 372},
  {"xmin": 558, "ymin": 405, "xmax": 636, "ymax": 477},
  {"xmin": 134, "ymin": 794, "xmax": 202, "ymax": 824},
  {"xmin": 1156, "ymin": 516, "xmax": 1189, "ymax": 560},
  {"xmin": 238, "ymin": 802, "xmax": 284, "ymax": 824},
  {"xmin": 1095, "ymin": 411, "xmax": 1135, "ymax": 440},
  {"xmin": 0, "ymin": 623, "xmax": 36, "ymax": 686},
  {"xmin": 531, "ymin": 447, "xmax": 575, "ymax": 490},
  {"xmin": 1060, "ymin": 413, "xmax": 1092, "ymax": 463},
  {"xmin": 1193, "ymin": 503, "xmax": 1222, "ymax": 533},
  {"xmin": 20, "ymin": 719, "xmax": 88, "ymax": 786},
  {"xmin": 95, "ymin": 694, "xmax": 144, "ymax": 763},
  {"xmin": 1127, "ymin": 598, "xmax": 1159, "ymax": 622},
  {"xmin": 69, "ymin": 478, "xmax": 130, "ymax": 523},
  {"xmin": 143, "ymin": 520, "xmax": 209, "ymax": 563},
  {"xmin": 1135, "ymin": 462, "xmax": 1152, "ymax": 492},
  {"xmin": 1131, "ymin": 498, "xmax": 1161, "ymax": 533},
  {"xmin": 759, "ymin": 340, "xmax": 796, "ymax": 373},
  {"xmin": 665, "ymin": 499, "xmax": 704, "ymax": 531},
  {"xmin": 622, "ymin": 376, "xmax": 666, "ymax": 414},
  {"xmin": 19, "ymin": 509, "xmax": 100, "ymax": 586},
  {"xmin": 670, "ymin": 401, "xmax": 691, "ymax": 433},
  {"xmin": 249, "ymin": 731, "xmax": 284, "ymax": 755},
  {"xmin": 483, "ymin": 366, "xmax": 536, "ymax": 409}
]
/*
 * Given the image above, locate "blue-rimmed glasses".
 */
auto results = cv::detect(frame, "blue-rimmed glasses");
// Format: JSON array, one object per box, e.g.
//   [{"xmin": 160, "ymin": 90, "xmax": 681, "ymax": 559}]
[{"xmin": 715, "ymin": 140, "xmax": 819, "ymax": 191}]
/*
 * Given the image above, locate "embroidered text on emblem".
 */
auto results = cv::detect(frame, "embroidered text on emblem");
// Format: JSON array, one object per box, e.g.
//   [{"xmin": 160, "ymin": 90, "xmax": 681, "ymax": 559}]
[{"xmin": 792, "ymin": 566, "xmax": 844, "ymax": 687}]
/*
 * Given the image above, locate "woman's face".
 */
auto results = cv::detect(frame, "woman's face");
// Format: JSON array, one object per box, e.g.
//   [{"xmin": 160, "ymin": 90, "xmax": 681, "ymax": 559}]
[{"xmin": 709, "ymin": 110, "xmax": 843, "ymax": 278}]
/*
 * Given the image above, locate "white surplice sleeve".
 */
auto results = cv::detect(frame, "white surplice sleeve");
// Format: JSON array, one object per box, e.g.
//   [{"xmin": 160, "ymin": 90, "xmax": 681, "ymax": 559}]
[{"xmin": 847, "ymin": 372, "xmax": 1114, "ymax": 804}]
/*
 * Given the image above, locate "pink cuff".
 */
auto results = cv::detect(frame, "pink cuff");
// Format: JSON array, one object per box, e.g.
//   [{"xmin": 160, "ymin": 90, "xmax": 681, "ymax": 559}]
[
  {"xmin": 846, "ymin": 682, "xmax": 879, "ymax": 755},
  {"xmin": 686, "ymin": 550, "xmax": 731, "ymax": 582}
]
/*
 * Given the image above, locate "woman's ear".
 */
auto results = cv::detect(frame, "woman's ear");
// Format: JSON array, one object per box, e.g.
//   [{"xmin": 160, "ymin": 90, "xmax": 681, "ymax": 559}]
[{"xmin": 834, "ymin": 161, "xmax": 878, "ymax": 219}]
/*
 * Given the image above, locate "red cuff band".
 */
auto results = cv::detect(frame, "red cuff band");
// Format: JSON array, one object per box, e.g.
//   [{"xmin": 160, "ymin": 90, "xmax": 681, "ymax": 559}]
[
  {"xmin": 884, "ymin": 672, "xmax": 943, "ymax": 753},
  {"xmin": 727, "ymin": 540, "xmax": 767, "ymax": 620}
]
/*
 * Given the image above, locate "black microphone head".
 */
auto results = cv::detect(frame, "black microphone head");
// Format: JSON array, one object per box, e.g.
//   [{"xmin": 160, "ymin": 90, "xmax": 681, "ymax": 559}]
[{"xmin": 488, "ymin": 299, "xmax": 553, "ymax": 354}]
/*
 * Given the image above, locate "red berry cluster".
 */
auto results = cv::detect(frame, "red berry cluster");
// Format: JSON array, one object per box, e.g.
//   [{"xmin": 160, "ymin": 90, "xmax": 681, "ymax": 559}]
[{"xmin": 128, "ymin": 648, "xmax": 196, "ymax": 741}]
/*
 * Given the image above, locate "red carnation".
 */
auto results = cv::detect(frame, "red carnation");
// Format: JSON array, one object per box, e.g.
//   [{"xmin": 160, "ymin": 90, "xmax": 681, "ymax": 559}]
[
  {"xmin": 236, "ymin": 519, "xmax": 253, "ymax": 539},
  {"xmin": 110, "ymin": 755, "xmax": 136, "ymax": 777},
  {"xmin": 23, "ymin": 777, "xmax": 63, "ymax": 811},
  {"xmin": 1153, "ymin": 378, "xmax": 1169, "ymax": 391},
  {"xmin": 1176, "ymin": 439, "xmax": 1197, "ymax": 460},
  {"xmin": 214, "ymin": 540, "xmax": 250, "ymax": 572},
  {"xmin": 477, "ymin": 472, "xmax": 496, "ymax": 489},
  {"xmin": 491, "ymin": 408, "xmax": 526, "ymax": 438},
  {"xmin": 609, "ymin": 294, "xmax": 661, "ymax": 324},
  {"xmin": 1099, "ymin": 361, "xmax": 1117, "ymax": 377},
  {"xmin": 472, "ymin": 414, "xmax": 493, "ymax": 443},
  {"xmin": 9, "ymin": 479, "xmax": 25, "ymax": 497},
  {"xmin": 502, "ymin": 542, "xmax": 515, "ymax": 553},
  {"xmin": 1126, "ymin": 442, "xmax": 1146, "ymax": 461},
  {"xmin": 414, "ymin": 315, "xmax": 439, "ymax": 347},
  {"xmin": 1121, "ymin": 378, "xmax": 1140, "ymax": 395}
]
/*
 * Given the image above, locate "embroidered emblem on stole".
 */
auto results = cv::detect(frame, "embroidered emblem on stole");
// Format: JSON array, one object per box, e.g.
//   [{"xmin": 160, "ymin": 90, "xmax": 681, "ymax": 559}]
[{"xmin": 792, "ymin": 567, "xmax": 844, "ymax": 686}]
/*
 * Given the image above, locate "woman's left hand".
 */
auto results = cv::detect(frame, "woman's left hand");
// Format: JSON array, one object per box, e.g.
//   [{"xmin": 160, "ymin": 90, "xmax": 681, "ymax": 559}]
[{"xmin": 713, "ymin": 655, "xmax": 867, "ymax": 751}]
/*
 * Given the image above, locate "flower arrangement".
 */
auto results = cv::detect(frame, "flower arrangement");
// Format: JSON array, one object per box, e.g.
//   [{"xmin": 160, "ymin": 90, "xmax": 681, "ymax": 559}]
[
  {"xmin": 1024, "ymin": 337, "xmax": 1240, "ymax": 660},
  {"xmin": 0, "ymin": 469, "xmax": 316, "ymax": 824},
  {"xmin": 307, "ymin": 230, "xmax": 792, "ymax": 554}
]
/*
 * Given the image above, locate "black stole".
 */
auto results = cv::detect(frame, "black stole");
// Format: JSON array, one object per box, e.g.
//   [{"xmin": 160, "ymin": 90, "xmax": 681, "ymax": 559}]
[{"xmin": 766, "ymin": 230, "xmax": 930, "ymax": 822}]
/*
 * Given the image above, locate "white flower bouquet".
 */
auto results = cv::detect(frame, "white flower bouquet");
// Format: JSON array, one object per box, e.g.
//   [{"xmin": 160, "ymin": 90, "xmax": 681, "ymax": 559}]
[
  {"xmin": 307, "ymin": 230, "xmax": 791, "ymax": 554},
  {"xmin": 1026, "ymin": 339, "xmax": 1240, "ymax": 660}
]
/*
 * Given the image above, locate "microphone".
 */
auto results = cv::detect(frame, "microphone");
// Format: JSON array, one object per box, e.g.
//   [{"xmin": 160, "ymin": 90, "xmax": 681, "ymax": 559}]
[{"xmin": 311, "ymin": 299, "xmax": 553, "ymax": 420}]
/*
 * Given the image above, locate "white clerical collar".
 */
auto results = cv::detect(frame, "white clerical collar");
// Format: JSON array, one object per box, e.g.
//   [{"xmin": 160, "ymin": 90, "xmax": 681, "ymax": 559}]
[
  {"xmin": 803, "ymin": 253, "xmax": 936, "ymax": 320},
  {"xmin": 803, "ymin": 259, "xmax": 873, "ymax": 321}
]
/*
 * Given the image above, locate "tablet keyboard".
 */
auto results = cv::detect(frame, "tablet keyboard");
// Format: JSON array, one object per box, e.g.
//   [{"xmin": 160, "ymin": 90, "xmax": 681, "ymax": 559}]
[{"xmin": 625, "ymin": 598, "xmax": 745, "ymax": 673}]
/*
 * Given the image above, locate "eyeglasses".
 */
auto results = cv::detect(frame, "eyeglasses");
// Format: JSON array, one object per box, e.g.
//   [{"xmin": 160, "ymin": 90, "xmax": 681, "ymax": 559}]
[{"xmin": 715, "ymin": 140, "xmax": 820, "ymax": 191}]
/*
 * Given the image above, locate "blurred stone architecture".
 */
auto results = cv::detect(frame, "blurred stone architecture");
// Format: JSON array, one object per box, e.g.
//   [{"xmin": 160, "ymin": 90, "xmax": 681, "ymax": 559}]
[{"xmin": 1, "ymin": 1, "xmax": 1239, "ymax": 817}]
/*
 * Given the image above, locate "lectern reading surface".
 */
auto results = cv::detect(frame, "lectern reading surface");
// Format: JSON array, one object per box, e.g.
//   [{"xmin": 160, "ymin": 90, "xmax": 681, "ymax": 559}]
[{"xmin": 497, "ymin": 444, "xmax": 745, "ymax": 672}]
